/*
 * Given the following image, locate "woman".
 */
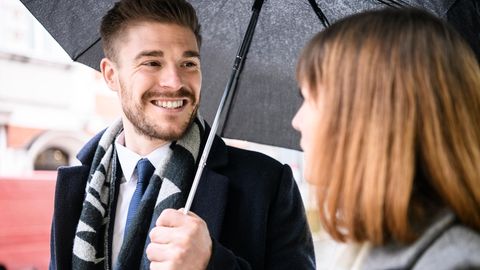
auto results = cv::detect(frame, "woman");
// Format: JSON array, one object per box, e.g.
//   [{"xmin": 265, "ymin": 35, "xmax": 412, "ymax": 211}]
[{"xmin": 292, "ymin": 8, "xmax": 480, "ymax": 269}]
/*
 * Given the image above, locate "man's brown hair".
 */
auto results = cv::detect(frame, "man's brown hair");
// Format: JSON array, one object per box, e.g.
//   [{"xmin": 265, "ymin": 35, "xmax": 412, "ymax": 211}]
[
  {"xmin": 297, "ymin": 8, "xmax": 480, "ymax": 245},
  {"xmin": 100, "ymin": 0, "xmax": 201, "ymax": 62}
]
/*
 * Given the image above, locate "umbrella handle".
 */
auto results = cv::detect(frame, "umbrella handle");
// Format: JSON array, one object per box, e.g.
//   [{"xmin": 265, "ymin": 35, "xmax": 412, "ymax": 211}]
[{"xmin": 183, "ymin": 0, "xmax": 265, "ymax": 214}]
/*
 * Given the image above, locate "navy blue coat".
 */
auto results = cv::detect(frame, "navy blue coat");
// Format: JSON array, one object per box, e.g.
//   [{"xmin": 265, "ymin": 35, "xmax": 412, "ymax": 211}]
[{"xmin": 49, "ymin": 127, "xmax": 315, "ymax": 269}]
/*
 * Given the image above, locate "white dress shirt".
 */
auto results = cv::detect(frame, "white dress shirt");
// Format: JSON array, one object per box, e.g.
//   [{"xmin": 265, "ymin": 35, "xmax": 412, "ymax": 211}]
[{"xmin": 111, "ymin": 132, "xmax": 172, "ymax": 268}]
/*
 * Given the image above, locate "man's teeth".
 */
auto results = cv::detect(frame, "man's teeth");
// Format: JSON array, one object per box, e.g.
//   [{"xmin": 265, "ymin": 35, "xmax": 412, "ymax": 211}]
[{"xmin": 154, "ymin": 100, "xmax": 184, "ymax": 109}]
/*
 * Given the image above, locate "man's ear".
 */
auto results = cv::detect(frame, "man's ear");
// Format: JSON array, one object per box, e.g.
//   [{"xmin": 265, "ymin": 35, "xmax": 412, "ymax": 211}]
[{"xmin": 100, "ymin": 58, "xmax": 119, "ymax": 92}]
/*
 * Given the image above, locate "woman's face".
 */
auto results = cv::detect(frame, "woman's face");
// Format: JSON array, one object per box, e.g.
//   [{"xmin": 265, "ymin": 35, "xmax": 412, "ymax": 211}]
[{"xmin": 291, "ymin": 82, "xmax": 322, "ymax": 182}]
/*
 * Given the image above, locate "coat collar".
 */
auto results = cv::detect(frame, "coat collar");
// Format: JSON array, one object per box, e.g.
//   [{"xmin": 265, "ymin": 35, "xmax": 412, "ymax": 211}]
[
  {"xmin": 76, "ymin": 128, "xmax": 105, "ymax": 165},
  {"xmin": 363, "ymin": 210, "xmax": 456, "ymax": 269}
]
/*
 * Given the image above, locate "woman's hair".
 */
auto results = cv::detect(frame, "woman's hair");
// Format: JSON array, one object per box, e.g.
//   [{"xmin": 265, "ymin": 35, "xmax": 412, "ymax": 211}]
[{"xmin": 297, "ymin": 8, "xmax": 480, "ymax": 245}]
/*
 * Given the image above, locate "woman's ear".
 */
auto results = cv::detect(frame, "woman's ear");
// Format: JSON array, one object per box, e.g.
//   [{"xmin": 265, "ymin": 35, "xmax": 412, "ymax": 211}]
[{"xmin": 100, "ymin": 58, "xmax": 119, "ymax": 92}]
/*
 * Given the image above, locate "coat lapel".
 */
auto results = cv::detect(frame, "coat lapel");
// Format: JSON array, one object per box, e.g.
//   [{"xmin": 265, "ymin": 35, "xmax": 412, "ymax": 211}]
[
  {"xmin": 191, "ymin": 168, "xmax": 229, "ymax": 239},
  {"xmin": 190, "ymin": 134, "xmax": 230, "ymax": 239},
  {"xmin": 52, "ymin": 131, "xmax": 102, "ymax": 268},
  {"xmin": 53, "ymin": 165, "xmax": 90, "ymax": 268}
]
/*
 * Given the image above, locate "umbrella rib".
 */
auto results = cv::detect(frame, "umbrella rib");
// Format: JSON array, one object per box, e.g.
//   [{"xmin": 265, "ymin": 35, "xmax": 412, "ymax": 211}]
[
  {"xmin": 306, "ymin": 0, "xmax": 330, "ymax": 28},
  {"xmin": 394, "ymin": 0, "xmax": 412, "ymax": 7},
  {"xmin": 375, "ymin": 0, "xmax": 411, "ymax": 8},
  {"xmin": 376, "ymin": 0, "xmax": 401, "ymax": 8},
  {"xmin": 73, "ymin": 37, "xmax": 102, "ymax": 62}
]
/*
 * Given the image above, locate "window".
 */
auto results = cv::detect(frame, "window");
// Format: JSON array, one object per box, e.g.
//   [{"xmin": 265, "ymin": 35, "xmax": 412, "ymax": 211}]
[{"xmin": 33, "ymin": 147, "xmax": 69, "ymax": 170}]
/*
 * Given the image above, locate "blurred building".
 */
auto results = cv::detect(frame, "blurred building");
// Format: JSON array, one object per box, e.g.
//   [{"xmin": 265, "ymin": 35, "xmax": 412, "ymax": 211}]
[{"xmin": 0, "ymin": 0, "xmax": 120, "ymax": 175}]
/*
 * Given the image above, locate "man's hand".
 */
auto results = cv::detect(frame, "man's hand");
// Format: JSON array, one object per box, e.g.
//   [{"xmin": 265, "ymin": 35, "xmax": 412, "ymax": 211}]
[{"xmin": 147, "ymin": 208, "xmax": 212, "ymax": 270}]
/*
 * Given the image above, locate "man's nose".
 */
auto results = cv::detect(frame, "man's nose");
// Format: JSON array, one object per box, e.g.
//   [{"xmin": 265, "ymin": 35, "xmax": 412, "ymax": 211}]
[{"xmin": 159, "ymin": 65, "xmax": 183, "ymax": 90}]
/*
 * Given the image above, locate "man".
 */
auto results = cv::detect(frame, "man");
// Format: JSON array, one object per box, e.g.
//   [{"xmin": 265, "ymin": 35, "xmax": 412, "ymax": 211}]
[{"xmin": 49, "ymin": 0, "xmax": 315, "ymax": 269}]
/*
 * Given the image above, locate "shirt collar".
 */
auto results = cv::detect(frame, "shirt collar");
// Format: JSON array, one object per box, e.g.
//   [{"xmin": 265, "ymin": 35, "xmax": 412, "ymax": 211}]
[{"xmin": 115, "ymin": 131, "xmax": 172, "ymax": 183}]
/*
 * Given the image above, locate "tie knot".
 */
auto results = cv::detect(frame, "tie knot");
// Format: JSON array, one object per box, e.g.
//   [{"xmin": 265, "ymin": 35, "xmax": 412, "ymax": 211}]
[{"xmin": 136, "ymin": 158, "xmax": 155, "ymax": 184}]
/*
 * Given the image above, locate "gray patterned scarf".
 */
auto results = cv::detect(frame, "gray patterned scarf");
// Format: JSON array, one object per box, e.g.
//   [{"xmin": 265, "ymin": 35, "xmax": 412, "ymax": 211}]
[{"xmin": 72, "ymin": 117, "xmax": 205, "ymax": 269}]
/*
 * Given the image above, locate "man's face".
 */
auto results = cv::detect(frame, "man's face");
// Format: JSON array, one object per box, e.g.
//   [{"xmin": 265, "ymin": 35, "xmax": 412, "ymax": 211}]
[{"xmin": 107, "ymin": 22, "xmax": 201, "ymax": 142}]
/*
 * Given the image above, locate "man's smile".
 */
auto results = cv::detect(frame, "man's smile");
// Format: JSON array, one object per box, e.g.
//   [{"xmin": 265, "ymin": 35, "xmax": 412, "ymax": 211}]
[{"xmin": 151, "ymin": 99, "xmax": 186, "ymax": 109}]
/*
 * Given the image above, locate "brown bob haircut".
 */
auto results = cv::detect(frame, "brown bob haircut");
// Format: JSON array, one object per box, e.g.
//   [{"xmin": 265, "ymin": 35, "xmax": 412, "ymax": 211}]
[
  {"xmin": 297, "ymin": 8, "xmax": 480, "ymax": 245},
  {"xmin": 100, "ymin": 0, "xmax": 201, "ymax": 62}
]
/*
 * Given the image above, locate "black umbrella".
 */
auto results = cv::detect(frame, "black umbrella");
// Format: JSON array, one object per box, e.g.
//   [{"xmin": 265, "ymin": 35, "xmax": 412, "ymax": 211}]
[
  {"xmin": 19, "ymin": 0, "xmax": 476, "ymax": 210},
  {"xmin": 19, "ymin": 0, "xmax": 474, "ymax": 150}
]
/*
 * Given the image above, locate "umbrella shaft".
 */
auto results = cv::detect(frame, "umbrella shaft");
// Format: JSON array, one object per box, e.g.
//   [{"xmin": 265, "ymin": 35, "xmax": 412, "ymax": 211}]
[{"xmin": 183, "ymin": 0, "xmax": 265, "ymax": 214}]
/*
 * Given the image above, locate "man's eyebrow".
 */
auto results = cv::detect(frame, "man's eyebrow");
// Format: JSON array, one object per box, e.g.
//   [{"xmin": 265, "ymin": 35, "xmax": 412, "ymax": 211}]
[
  {"xmin": 135, "ymin": 50, "xmax": 163, "ymax": 61},
  {"xmin": 184, "ymin": 50, "xmax": 200, "ymax": 59},
  {"xmin": 134, "ymin": 50, "xmax": 200, "ymax": 60}
]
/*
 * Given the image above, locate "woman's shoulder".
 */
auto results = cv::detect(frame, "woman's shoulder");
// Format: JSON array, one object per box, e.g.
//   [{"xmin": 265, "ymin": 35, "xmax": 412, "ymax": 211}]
[
  {"xmin": 363, "ymin": 210, "xmax": 480, "ymax": 270},
  {"xmin": 415, "ymin": 222, "xmax": 480, "ymax": 269}
]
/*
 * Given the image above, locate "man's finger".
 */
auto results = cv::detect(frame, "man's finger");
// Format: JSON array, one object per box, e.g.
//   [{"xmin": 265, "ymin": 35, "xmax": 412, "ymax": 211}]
[
  {"xmin": 178, "ymin": 208, "xmax": 200, "ymax": 218},
  {"xmin": 149, "ymin": 225, "xmax": 177, "ymax": 244},
  {"xmin": 150, "ymin": 260, "xmax": 175, "ymax": 270},
  {"xmin": 146, "ymin": 242, "xmax": 177, "ymax": 262},
  {"xmin": 156, "ymin": 208, "xmax": 186, "ymax": 227}
]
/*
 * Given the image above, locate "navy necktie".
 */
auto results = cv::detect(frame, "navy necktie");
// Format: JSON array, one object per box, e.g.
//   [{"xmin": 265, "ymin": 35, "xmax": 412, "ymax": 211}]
[{"xmin": 125, "ymin": 158, "xmax": 155, "ymax": 233}]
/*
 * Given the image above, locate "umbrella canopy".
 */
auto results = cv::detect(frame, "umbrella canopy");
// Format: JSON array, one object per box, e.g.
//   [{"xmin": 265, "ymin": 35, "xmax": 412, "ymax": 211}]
[{"xmin": 20, "ymin": 0, "xmax": 474, "ymax": 150}]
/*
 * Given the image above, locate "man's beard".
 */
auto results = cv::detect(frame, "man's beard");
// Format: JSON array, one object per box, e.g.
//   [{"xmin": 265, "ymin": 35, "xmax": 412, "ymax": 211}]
[{"xmin": 120, "ymin": 81, "xmax": 199, "ymax": 142}]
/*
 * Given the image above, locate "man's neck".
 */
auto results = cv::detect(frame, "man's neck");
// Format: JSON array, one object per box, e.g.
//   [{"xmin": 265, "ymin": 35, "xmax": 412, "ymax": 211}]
[{"xmin": 122, "ymin": 126, "xmax": 169, "ymax": 156}]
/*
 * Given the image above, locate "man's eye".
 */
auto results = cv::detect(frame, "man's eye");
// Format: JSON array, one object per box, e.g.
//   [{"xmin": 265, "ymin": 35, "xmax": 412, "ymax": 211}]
[
  {"xmin": 143, "ymin": 61, "xmax": 161, "ymax": 67},
  {"xmin": 182, "ymin": 61, "xmax": 199, "ymax": 68}
]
